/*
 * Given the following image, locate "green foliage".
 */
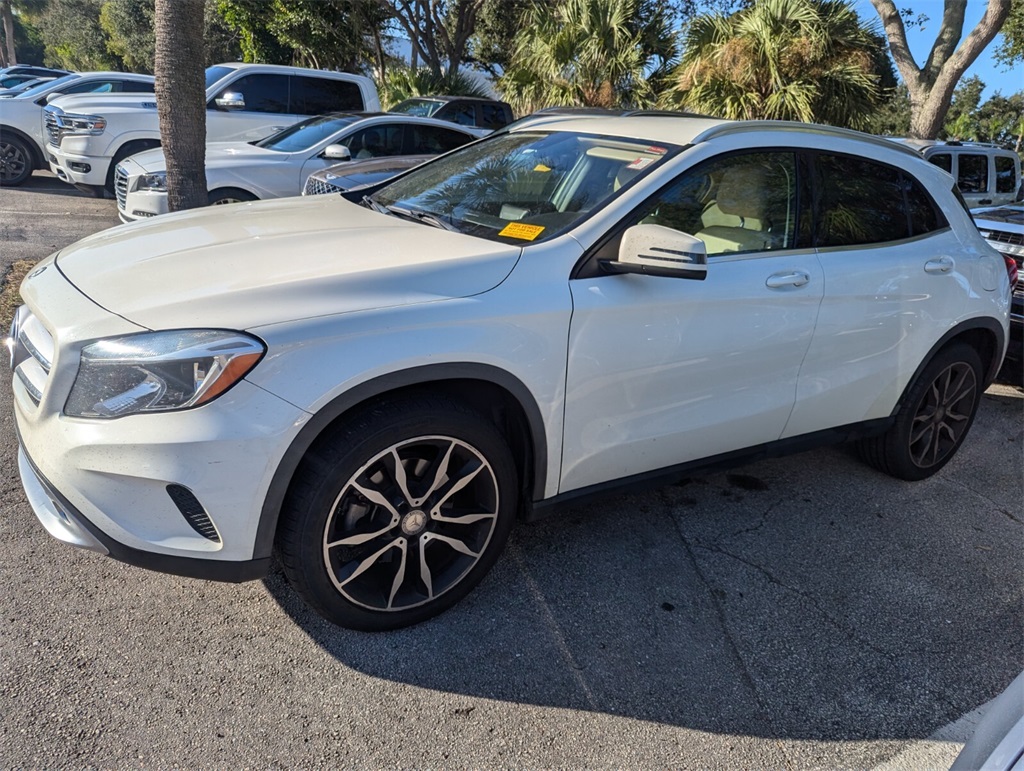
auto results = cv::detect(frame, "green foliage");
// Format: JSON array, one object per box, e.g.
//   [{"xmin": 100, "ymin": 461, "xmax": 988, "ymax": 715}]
[
  {"xmin": 39, "ymin": 0, "xmax": 121, "ymax": 70},
  {"xmin": 671, "ymin": 0, "xmax": 884, "ymax": 130},
  {"xmin": 940, "ymin": 76, "xmax": 1024, "ymax": 148},
  {"xmin": 2, "ymin": 7, "xmax": 45, "ymax": 65},
  {"xmin": 864, "ymin": 83, "xmax": 911, "ymax": 136},
  {"xmin": 99, "ymin": 0, "xmax": 154, "ymax": 73},
  {"xmin": 216, "ymin": 0, "xmax": 293, "ymax": 64},
  {"xmin": 498, "ymin": 0, "xmax": 679, "ymax": 114},
  {"xmin": 469, "ymin": 0, "xmax": 533, "ymax": 76},
  {"xmin": 378, "ymin": 64, "xmax": 489, "ymax": 110},
  {"xmin": 994, "ymin": 0, "xmax": 1023, "ymax": 66}
]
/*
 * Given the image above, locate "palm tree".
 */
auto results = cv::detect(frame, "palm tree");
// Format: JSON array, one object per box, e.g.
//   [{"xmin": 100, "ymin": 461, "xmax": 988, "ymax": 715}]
[
  {"xmin": 377, "ymin": 65, "xmax": 490, "ymax": 111},
  {"xmin": 154, "ymin": 0, "xmax": 206, "ymax": 211},
  {"xmin": 671, "ymin": 0, "xmax": 883, "ymax": 130},
  {"xmin": 498, "ymin": 0, "xmax": 678, "ymax": 116}
]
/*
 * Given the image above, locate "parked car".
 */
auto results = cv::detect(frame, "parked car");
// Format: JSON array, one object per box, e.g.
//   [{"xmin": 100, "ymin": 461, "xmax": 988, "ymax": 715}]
[
  {"xmin": 0, "ymin": 76, "xmax": 58, "ymax": 98},
  {"xmin": 390, "ymin": 95, "xmax": 513, "ymax": 130},
  {"xmin": 973, "ymin": 204, "xmax": 1023, "ymax": 375},
  {"xmin": 9, "ymin": 116, "xmax": 1011, "ymax": 631},
  {"xmin": 0, "ymin": 65, "xmax": 69, "ymax": 81},
  {"xmin": 114, "ymin": 113, "xmax": 483, "ymax": 221},
  {"xmin": 0, "ymin": 71, "xmax": 155, "ymax": 186},
  {"xmin": 45, "ymin": 63, "xmax": 381, "ymax": 197},
  {"xmin": 892, "ymin": 138, "xmax": 1021, "ymax": 209},
  {"xmin": 0, "ymin": 73, "xmax": 51, "ymax": 90},
  {"xmin": 303, "ymin": 154, "xmax": 433, "ymax": 196},
  {"xmin": 951, "ymin": 671, "xmax": 1024, "ymax": 771}
]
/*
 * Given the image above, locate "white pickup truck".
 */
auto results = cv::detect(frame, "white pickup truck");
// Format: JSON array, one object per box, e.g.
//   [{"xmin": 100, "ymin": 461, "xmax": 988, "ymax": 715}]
[{"xmin": 45, "ymin": 62, "xmax": 380, "ymax": 196}]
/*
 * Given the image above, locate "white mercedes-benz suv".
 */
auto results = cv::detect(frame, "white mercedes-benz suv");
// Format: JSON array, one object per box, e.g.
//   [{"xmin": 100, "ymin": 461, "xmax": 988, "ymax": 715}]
[{"xmin": 7, "ymin": 115, "xmax": 1012, "ymax": 630}]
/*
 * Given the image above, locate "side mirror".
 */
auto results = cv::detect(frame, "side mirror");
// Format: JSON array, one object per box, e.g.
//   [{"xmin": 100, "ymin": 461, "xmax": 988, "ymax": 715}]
[
  {"xmin": 322, "ymin": 144, "xmax": 351, "ymax": 161},
  {"xmin": 601, "ymin": 224, "xmax": 708, "ymax": 280},
  {"xmin": 214, "ymin": 91, "xmax": 245, "ymax": 111}
]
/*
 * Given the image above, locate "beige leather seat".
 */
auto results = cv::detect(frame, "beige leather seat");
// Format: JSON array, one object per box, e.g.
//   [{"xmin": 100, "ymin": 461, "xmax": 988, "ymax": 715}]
[{"xmin": 696, "ymin": 165, "xmax": 771, "ymax": 254}]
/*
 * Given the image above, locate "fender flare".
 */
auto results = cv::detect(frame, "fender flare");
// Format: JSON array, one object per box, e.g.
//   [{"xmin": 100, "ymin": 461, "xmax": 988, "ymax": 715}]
[{"xmin": 252, "ymin": 362, "xmax": 549, "ymax": 559}]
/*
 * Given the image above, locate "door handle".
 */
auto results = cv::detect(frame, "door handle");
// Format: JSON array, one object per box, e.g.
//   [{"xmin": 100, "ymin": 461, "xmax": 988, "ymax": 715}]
[
  {"xmin": 978, "ymin": 199, "xmax": 992, "ymax": 205},
  {"xmin": 924, "ymin": 256, "xmax": 955, "ymax": 274},
  {"xmin": 766, "ymin": 271, "xmax": 810, "ymax": 288}
]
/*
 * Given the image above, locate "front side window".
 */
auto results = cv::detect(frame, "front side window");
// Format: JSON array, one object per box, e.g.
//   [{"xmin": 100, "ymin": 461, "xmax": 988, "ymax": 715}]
[
  {"xmin": 995, "ymin": 156, "xmax": 1017, "ymax": 194},
  {"xmin": 121, "ymin": 80, "xmax": 155, "ymax": 93},
  {"xmin": 929, "ymin": 153, "xmax": 953, "ymax": 174},
  {"xmin": 445, "ymin": 103, "xmax": 477, "ymax": 126},
  {"xmin": 816, "ymin": 154, "xmax": 907, "ymax": 247},
  {"xmin": 215, "ymin": 74, "xmax": 288, "ymax": 113},
  {"xmin": 205, "ymin": 65, "xmax": 236, "ymax": 91},
  {"xmin": 255, "ymin": 114, "xmax": 358, "ymax": 153},
  {"xmin": 480, "ymin": 104, "xmax": 508, "ymax": 129},
  {"xmin": 373, "ymin": 130, "xmax": 677, "ymax": 244},
  {"xmin": 634, "ymin": 151, "xmax": 800, "ymax": 256},
  {"xmin": 957, "ymin": 153, "xmax": 988, "ymax": 193}
]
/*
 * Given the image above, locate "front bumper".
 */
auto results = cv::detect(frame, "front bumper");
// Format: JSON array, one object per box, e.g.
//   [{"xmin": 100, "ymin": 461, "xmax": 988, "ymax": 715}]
[
  {"xmin": 114, "ymin": 159, "xmax": 168, "ymax": 222},
  {"xmin": 48, "ymin": 142, "xmax": 110, "ymax": 187}
]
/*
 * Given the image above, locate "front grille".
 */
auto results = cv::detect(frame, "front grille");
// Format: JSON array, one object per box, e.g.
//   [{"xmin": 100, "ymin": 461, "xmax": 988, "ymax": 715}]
[
  {"xmin": 166, "ymin": 484, "xmax": 220, "ymax": 542},
  {"xmin": 10, "ymin": 308, "xmax": 54, "ymax": 407},
  {"xmin": 44, "ymin": 110, "xmax": 59, "ymax": 146},
  {"xmin": 983, "ymin": 229, "xmax": 1024, "ymax": 248},
  {"xmin": 304, "ymin": 176, "xmax": 342, "ymax": 196},
  {"xmin": 114, "ymin": 165, "xmax": 129, "ymax": 210}
]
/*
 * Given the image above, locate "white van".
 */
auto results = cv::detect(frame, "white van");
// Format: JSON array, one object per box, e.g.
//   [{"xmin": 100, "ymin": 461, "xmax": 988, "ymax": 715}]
[{"xmin": 893, "ymin": 139, "xmax": 1021, "ymax": 208}]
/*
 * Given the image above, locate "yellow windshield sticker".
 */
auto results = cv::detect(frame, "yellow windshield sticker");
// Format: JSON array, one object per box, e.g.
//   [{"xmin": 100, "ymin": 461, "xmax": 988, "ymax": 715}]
[
  {"xmin": 533, "ymin": 163, "xmax": 552, "ymax": 172},
  {"xmin": 499, "ymin": 222, "xmax": 546, "ymax": 241}
]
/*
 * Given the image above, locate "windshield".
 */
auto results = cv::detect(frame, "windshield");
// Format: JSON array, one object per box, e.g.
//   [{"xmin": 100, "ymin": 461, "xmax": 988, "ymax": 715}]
[
  {"xmin": 15, "ymin": 73, "xmax": 79, "ymax": 99},
  {"xmin": 372, "ymin": 130, "xmax": 677, "ymax": 244},
  {"xmin": 391, "ymin": 98, "xmax": 443, "ymax": 117},
  {"xmin": 255, "ymin": 114, "xmax": 359, "ymax": 152},
  {"xmin": 205, "ymin": 65, "xmax": 236, "ymax": 91}
]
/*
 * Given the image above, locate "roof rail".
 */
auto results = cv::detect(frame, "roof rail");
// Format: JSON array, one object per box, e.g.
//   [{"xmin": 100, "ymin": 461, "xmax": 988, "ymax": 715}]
[
  {"xmin": 690, "ymin": 120, "xmax": 923, "ymax": 160},
  {"xmin": 624, "ymin": 109, "xmax": 716, "ymax": 119}
]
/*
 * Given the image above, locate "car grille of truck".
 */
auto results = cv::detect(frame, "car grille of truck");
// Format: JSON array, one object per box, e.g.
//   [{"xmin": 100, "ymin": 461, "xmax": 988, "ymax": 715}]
[
  {"xmin": 114, "ymin": 166, "xmax": 129, "ymax": 210},
  {"xmin": 43, "ymin": 110, "xmax": 59, "ymax": 146},
  {"xmin": 10, "ymin": 309, "xmax": 54, "ymax": 407},
  {"xmin": 982, "ymin": 229, "xmax": 1024, "ymax": 248},
  {"xmin": 303, "ymin": 176, "xmax": 342, "ymax": 196}
]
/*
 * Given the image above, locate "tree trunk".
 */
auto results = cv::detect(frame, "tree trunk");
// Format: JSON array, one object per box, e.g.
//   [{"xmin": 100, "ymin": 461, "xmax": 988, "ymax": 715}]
[
  {"xmin": 154, "ymin": 0, "xmax": 207, "ymax": 212},
  {"xmin": 870, "ymin": 0, "xmax": 1011, "ymax": 139},
  {"xmin": 1, "ymin": 0, "xmax": 16, "ymax": 66}
]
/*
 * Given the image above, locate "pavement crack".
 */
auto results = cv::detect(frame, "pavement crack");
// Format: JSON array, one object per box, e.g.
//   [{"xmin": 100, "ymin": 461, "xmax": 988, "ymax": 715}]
[
  {"xmin": 722, "ymin": 498, "xmax": 786, "ymax": 541},
  {"xmin": 942, "ymin": 478, "xmax": 1023, "ymax": 526}
]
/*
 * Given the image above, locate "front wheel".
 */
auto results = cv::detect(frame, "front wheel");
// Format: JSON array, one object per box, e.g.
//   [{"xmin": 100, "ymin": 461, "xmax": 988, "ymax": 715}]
[
  {"xmin": 276, "ymin": 396, "xmax": 518, "ymax": 631},
  {"xmin": 208, "ymin": 188, "xmax": 256, "ymax": 206},
  {"xmin": 858, "ymin": 342, "xmax": 983, "ymax": 481}
]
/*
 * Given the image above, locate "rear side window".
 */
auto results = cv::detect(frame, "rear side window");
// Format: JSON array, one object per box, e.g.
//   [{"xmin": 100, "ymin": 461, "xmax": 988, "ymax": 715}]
[
  {"xmin": 290, "ymin": 76, "xmax": 363, "ymax": 114},
  {"xmin": 816, "ymin": 154, "xmax": 907, "ymax": 246},
  {"xmin": 995, "ymin": 156, "xmax": 1017, "ymax": 194},
  {"xmin": 405, "ymin": 124, "xmax": 472, "ymax": 154},
  {"xmin": 121, "ymin": 80, "xmax": 154, "ymax": 93},
  {"xmin": 928, "ymin": 153, "xmax": 952, "ymax": 173},
  {"xmin": 957, "ymin": 153, "xmax": 988, "ymax": 193},
  {"xmin": 444, "ymin": 102, "xmax": 476, "ymax": 126},
  {"xmin": 903, "ymin": 176, "xmax": 946, "ymax": 236},
  {"xmin": 479, "ymin": 103, "xmax": 508, "ymax": 129}
]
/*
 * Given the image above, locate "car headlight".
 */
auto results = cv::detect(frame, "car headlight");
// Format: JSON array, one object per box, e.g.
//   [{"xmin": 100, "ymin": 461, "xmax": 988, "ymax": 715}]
[
  {"xmin": 65, "ymin": 330, "xmax": 265, "ymax": 419},
  {"xmin": 57, "ymin": 113, "xmax": 106, "ymax": 135},
  {"xmin": 137, "ymin": 171, "xmax": 167, "ymax": 192}
]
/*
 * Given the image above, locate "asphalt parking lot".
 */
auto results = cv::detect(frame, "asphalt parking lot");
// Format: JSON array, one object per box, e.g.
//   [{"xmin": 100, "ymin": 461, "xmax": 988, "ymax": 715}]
[{"xmin": 1, "ymin": 172, "xmax": 1022, "ymax": 768}]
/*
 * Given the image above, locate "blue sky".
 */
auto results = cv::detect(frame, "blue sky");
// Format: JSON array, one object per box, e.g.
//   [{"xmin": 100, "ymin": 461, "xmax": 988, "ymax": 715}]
[{"xmin": 854, "ymin": 0, "xmax": 1021, "ymax": 99}]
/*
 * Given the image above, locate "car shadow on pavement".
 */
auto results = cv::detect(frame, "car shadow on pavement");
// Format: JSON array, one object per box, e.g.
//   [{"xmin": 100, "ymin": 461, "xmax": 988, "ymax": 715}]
[{"xmin": 263, "ymin": 388, "xmax": 1023, "ymax": 742}]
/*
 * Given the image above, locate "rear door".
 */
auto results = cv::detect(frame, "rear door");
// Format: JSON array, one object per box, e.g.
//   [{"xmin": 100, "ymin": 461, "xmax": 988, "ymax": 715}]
[{"xmin": 784, "ymin": 152, "xmax": 969, "ymax": 437}]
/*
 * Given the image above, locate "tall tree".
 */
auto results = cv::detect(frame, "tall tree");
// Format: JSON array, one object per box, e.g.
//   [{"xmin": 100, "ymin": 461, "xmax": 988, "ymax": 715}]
[
  {"xmin": 1, "ymin": 0, "xmax": 15, "ymax": 65},
  {"xmin": 870, "ymin": 0, "xmax": 1012, "ymax": 139},
  {"xmin": 671, "ymin": 0, "xmax": 883, "ymax": 129},
  {"xmin": 994, "ymin": 0, "xmax": 1023, "ymax": 65},
  {"xmin": 154, "ymin": 0, "xmax": 206, "ymax": 211},
  {"xmin": 381, "ymin": 0, "xmax": 485, "ymax": 78},
  {"xmin": 499, "ymin": 0, "xmax": 678, "ymax": 115}
]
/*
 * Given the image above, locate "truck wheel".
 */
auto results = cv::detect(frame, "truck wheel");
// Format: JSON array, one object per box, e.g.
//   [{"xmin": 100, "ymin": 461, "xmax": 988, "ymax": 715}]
[
  {"xmin": 275, "ymin": 395, "xmax": 518, "ymax": 631},
  {"xmin": 0, "ymin": 134, "xmax": 32, "ymax": 186}
]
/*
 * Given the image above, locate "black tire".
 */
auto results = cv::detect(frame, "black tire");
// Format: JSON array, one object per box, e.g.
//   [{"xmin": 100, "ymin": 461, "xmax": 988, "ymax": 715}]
[
  {"xmin": 0, "ymin": 133, "xmax": 33, "ymax": 186},
  {"xmin": 857, "ymin": 342, "xmax": 983, "ymax": 481},
  {"xmin": 208, "ymin": 188, "xmax": 256, "ymax": 206},
  {"xmin": 276, "ymin": 395, "xmax": 518, "ymax": 631}
]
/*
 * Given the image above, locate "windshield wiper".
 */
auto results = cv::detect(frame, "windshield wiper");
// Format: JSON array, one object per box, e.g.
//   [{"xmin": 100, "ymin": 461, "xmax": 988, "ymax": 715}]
[
  {"xmin": 385, "ymin": 204, "xmax": 460, "ymax": 233},
  {"xmin": 361, "ymin": 195, "xmax": 389, "ymax": 214}
]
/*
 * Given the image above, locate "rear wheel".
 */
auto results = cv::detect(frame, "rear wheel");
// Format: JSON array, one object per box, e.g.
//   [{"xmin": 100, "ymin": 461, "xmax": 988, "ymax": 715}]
[
  {"xmin": 0, "ymin": 134, "xmax": 32, "ymax": 186},
  {"xmin": 858, "ymin": 342, "xmax": 983, "ymax": 480},
  {"xmin": 276, "ymin": 396, "xmax": 518, "ymax": 631}
]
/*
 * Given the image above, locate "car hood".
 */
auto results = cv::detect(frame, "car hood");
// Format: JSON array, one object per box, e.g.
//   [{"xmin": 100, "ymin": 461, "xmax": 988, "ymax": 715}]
[
  {"xmin": 973, "ymin": 206, "xmax": 1024, "ymax": 229},
  {"xmin": 47, "ymin": 92, "xmax": 156, "ymax": 114},
  {"xmin": 56, "ymin": 195, "xmax": 522, "ymax": 330},
  {"xmin": 127, "ymin": 142, "xmax": 280, "ymax": 173}
]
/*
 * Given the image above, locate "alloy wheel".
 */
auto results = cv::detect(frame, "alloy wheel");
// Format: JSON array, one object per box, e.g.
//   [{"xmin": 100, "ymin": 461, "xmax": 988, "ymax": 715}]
[
  {"xmin": 908, "ymin": 361, "xmax": 977, "ymax": 469},
  {"xmin": 0, "ymin": 141, "xmax": 27, "ymax": 182},
  {"xmin": 322, "ymin": 435, "xmax": 500, "ymax": 612}
]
